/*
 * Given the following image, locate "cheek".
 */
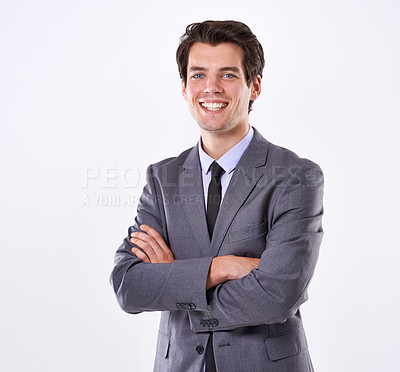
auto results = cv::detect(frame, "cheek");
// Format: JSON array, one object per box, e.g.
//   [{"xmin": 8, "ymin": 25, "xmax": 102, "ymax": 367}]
[
  {"xmin": 186, "ymin": 83, "xmax": 203, "ymax": 97},
  {"xmin": 183, "ymin": 84, "xmax": 195, "ymax": 101}
]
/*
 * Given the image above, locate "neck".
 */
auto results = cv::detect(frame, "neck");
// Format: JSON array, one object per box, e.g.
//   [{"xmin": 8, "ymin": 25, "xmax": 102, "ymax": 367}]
[{"xmin": 200, "ymin": 124, "xmax": 250, "ymax": 159}]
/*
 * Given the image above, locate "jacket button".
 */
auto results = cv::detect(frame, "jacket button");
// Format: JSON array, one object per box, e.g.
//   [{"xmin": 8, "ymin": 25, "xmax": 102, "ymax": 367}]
[{"xmin": 196, "ymin": 345, "xmax": 204, "ymax": 354}]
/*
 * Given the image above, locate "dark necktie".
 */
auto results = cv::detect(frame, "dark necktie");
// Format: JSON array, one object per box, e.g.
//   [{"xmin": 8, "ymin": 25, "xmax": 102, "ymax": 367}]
[
  {"xmin": 205, "ymin": 161, "xmax": 224, "ymax": 372},
  {"xmin": 206, "ymin": 161, "xmax": 224, "ymax": 238}
]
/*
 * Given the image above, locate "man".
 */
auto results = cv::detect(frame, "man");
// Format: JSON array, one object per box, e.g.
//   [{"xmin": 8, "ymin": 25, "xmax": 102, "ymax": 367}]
[{"xmin": 111, "ymin": 20, "xmax": 324, "ymax": 372}]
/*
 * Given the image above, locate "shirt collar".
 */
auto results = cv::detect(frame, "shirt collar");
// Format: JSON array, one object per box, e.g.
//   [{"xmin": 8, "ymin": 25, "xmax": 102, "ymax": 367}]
[{"xmin": 198, "ymin": 126, "xmax": 254, "ymax": 175}]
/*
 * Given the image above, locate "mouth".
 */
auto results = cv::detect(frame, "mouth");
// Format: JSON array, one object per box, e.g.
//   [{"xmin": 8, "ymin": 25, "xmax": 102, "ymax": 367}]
[{"xmin": 200, "ymin": 102, "xmax": 228, "ymax": 112}]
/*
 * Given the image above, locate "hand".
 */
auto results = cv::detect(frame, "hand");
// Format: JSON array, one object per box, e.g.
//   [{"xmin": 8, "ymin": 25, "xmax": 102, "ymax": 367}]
[
  {"xmin": 130, "ymin": 224, "xmax": 174, "ymax": 264},
  {"xmin": 207, "ymin": 255, "xmax": 260, "ymax": 290}
]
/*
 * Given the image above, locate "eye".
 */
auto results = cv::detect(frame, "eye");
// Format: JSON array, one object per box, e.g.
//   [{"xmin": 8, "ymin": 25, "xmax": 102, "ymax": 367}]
[
  {"xmin": 192, "ymin": 73, "xmax": 204, "ymax": 79},
  {"xmin": 223, "ymin": 73, "xmax": 236, "ymax": 79}
]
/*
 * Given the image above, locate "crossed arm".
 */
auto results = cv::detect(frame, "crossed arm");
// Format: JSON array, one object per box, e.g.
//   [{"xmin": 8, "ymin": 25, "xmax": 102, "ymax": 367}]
[
  {"xmin": 112, "ymin": 162, "xmax": 324, "ymax": 330},
  {"xmin": 130, "ymin": 224, "xmax": 260, "ymax": 290}
]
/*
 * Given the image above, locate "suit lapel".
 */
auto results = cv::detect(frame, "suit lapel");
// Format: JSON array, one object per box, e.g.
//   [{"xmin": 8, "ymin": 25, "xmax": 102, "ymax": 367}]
[
  {"xmin": 211, "ymin": 129, "xmax": 269, "ymax": 255},
  {"xmin": 179, "ymin": 145, "xmax": 211, "ymax": 256},
  {"xmin": 178, "ymin": 129, "xmax": 269, "ymax": 258}
]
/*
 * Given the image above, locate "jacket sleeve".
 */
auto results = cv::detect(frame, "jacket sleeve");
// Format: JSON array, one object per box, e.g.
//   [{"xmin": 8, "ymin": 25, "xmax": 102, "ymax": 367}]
[
  {"xmin": 188, "ymin": 164, "xmax": 324, "ymax": 332},
  {"xmin": 110, "ymin": 164, "xmax": 213, "ymax": 314}
]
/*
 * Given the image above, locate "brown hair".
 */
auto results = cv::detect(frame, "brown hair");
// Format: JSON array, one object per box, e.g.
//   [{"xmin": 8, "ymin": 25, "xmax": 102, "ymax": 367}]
[{"xmin": 176, "ymin": 20, "xmax": 265, "ymax": 112}]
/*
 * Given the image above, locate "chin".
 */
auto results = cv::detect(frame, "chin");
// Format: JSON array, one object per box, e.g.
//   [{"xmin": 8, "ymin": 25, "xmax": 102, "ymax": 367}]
[{"xmin": 197, "ymin": 121, "xmax": 229, "ymax": 132}]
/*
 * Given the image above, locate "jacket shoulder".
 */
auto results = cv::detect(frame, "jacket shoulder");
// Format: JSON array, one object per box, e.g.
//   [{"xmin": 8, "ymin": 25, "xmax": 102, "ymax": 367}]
[
  {"xmin": 266, "ymin": 140, "xmax": 323, "ymax": 174},
  {"xmin": 151, "ymin": 147, "xmax": 194, "ymax": 168}
]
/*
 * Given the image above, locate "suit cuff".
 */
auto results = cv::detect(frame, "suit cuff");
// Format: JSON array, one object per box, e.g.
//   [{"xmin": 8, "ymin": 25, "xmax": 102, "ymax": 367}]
[{"xmin": 167, "ymin": 256, "xmax": 213, "ymax": 312}]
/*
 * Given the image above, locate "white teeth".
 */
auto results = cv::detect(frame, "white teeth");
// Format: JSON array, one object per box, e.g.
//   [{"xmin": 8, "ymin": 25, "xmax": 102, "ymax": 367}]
[{"xmin": 201, "ymin": 102, "xmax": 228, "ymax": 111}]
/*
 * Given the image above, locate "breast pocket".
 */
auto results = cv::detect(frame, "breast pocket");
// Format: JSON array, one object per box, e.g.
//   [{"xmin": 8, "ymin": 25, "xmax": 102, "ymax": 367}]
[{"xmin": 228, "ymin": 220, "xmax": 267, "ymax": 243}]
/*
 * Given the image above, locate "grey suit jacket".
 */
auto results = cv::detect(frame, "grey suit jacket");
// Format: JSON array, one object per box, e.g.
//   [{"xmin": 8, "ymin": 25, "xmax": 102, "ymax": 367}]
[{"xmin": 111, "ymin": 128, "xmax": 324, "ymax": 372}]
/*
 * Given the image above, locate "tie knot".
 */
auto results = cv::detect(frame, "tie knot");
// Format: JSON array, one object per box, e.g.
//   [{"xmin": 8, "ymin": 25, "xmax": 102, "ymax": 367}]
[{"xmin": 209, "ymin": 161, "xmax": 224, "ymax": 178}]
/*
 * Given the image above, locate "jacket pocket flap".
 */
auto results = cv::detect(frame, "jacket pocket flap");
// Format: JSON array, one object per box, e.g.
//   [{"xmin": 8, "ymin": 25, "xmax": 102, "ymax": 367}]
[
  {"xmin": 228, "ymin": 220, "xmax": 267, "ymax": 243},
  {"xmin": 264, "ymin": 327, "xmax": 308, "ymax": 361},
  {"xmin": 157, "ymin": 331, "xmax": 170, "ymax": 359}
]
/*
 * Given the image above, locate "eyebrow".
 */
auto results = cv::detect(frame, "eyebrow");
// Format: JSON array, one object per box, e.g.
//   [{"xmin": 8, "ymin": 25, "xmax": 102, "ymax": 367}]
[{"xmin": 188, "ymin": 66, "xmax": 241, "ymax": 74}]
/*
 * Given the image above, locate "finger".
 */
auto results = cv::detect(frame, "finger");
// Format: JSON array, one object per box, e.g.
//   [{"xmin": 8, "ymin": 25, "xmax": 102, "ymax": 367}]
[
  {"xmin": 130, "ymin": 237, "xmax": 157, "ymax": 261},
  {"xmin": 131, "ymin": 230, "xmax": 160, "ymax": 250},
  {"xmin": 131, "ymin": 247, "xmax": 150, "ymax": 263},
  {"xmin": 140, "ymin": 225, "xmax": 169, "ymax": 251},
  {"xmin": 132, "ymin": 230, "xmax": 164, "ymax": 257},
  {"xmin": 131, "ymin": 232, "xmax": 161, "ymax": 257},
  {"xmin": 131, "ymin": 226, "xmax": 174, "ymax": 263},
  {"xmin": 139, "ymin": 225, "xmax": 174, "ymax": 261}
]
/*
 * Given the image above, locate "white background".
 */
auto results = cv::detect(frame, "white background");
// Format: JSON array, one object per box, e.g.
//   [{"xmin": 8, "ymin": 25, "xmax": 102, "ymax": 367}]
[{"xmin": 1, "ymin": 0, "xmax": 399, "ymax": 371}]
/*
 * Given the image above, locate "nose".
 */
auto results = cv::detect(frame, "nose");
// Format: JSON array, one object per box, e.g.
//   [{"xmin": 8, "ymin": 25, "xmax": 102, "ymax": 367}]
[{"xmin": 204, "ymin": 76, "xmax": 222, "ymax": 94}]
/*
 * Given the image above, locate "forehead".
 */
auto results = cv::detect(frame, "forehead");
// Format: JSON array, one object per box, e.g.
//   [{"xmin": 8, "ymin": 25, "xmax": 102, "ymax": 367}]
[{"xmin": 187, "ymin": 42, "xmax": 245, "ymax": 70}]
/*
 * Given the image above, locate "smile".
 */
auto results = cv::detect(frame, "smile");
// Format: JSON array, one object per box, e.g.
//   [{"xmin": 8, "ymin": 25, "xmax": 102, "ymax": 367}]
[{"xmin": 200, "ymin": 102, "xmax": 228, "ymax": 111}]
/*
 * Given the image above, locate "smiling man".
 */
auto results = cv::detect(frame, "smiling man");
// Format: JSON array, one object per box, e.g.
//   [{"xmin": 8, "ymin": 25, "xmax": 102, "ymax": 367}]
[{"xmin": 111, "ymin": 20, "xmax": 324, "ymax": 372}]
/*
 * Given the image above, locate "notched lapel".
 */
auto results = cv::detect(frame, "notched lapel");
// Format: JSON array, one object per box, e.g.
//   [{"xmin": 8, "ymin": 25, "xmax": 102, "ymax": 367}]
[
  {"xmin": 179, "ymin": 146, "xmax": 211, "ymax": 256},
  {"xmin": 177, "ymin": 129, "xmax": 270, "ymax": 258},
  {"xmin": 211, "ymin": 128, "xmax": 269, "ymax": 255},
  {"xmin": 211, "ymin": 167, "xmax": 264, "ymax": 255}
]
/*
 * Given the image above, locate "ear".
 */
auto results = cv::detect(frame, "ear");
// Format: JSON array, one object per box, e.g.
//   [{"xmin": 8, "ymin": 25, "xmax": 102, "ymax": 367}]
[
  {"xmin": 181, "ymin": 79, "xmax": 188, "ymax": 101},
  {"xmin": 250, "ymin": 75, "xmax": 262, "ymax": 101}
]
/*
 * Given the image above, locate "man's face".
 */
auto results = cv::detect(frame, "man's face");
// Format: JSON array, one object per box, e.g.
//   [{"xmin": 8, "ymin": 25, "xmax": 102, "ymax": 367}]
[{"xmin": 182, "ymin": 42, "xmax": 261, "ymax": 135}]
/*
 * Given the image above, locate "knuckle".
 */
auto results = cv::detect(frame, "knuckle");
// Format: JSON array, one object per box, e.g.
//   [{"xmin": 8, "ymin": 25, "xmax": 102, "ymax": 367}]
[
  {"xmin": 136, "ymin": 233, "xmax": 146, "ymax": 240},
  {"xmin": 141, "ymin": 233, "xmax": 150, "ymax": 241}
]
